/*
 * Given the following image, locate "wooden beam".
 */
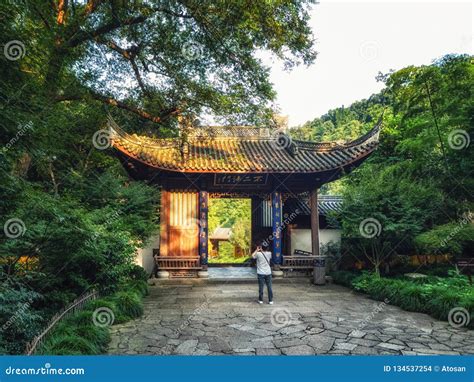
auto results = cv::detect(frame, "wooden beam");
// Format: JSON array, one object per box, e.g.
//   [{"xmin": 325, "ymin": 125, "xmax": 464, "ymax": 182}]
[{"xmin": 309, "ymin": 188, "xmax": 320, "ymax": 257}]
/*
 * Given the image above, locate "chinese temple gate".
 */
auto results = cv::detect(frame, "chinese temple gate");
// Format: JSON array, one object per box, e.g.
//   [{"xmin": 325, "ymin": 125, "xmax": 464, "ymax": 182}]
[{"xmin": 109, "ymin": 119, "xmax": 381, "ymax": 279}]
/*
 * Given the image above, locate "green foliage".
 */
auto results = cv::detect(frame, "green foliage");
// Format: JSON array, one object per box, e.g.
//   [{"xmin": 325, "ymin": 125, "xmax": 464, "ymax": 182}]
[
  {"xmin": 414, "ymin": 219, "xmax": 474, "ymax": 256},
  {"xmin": 0, "ymin": 279, "xmax": 44, "ymax": 354},
  {"xmin": 112, "ymin": 291, "xmax": 144, "ymax": 321},
  {"xmin": 230, "ymin": 218, "xmax": 251, "ymax": 255},
  {"xmin": 126, "ymin": 264, "xmax": 150, "ymax": 283},
  {"xmin": 1, "ymin": 0, "xmax": 316, "ymax": 126},
  {"xmin": 125, "ymin": 280, "xmax": 149, "ymax": 298},
  {"xmin": 209, "ymin": 198, "xmax": 251, "ymax": 262},
  {"xmin": 1, "ymin": 0, "xmax": 316, "ymax": 354},
  {"xmin": 330, "ymin": 270, "xmax": 360, "ymax": 287},
  {"xmin": 39, "ymin": 335, "xmax": 102, "ymax": 356},
  {"xmin": 332, "ymin": 271, "xmax": 474, "ymax": 328},
  {"xmin": 293, "ymin": 54, "xmax": 473, "ymax": 271},
  {"xmin": 37, "ymin": 283, "xmax": 145, "ymax": 355}
]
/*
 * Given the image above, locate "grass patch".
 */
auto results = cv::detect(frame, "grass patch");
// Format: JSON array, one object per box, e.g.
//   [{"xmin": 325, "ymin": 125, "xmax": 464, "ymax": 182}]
[
  {"xmin": 112, "ymin": 291, "xmax": 143, "ymax": 320},
  {"xmin": 37, "ymin": 281, "xmax": 147, "ymax": 355},
  {"xmin": 331, "ymin": 270, "xmax": 474, "ymax": 328}
]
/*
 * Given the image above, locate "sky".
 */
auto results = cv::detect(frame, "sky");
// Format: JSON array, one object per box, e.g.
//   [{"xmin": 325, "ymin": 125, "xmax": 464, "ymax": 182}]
[{"xmin": 266, "ymin": 0, "xmax": 473, "ymax": 127}]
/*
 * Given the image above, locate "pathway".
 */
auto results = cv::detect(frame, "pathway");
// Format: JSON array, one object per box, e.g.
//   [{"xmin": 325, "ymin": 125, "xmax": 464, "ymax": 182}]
[{"xmin": 108, "ymin": 281, "xmax": 473, "ymax": 355}]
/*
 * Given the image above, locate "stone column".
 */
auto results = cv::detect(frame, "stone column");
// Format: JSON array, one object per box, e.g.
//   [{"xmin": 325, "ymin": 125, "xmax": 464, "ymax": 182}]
[
  {"xmin": 198, "ymin": 190, "xmax": 209, "ymax": 278},
  {"xmin": 271, "ymin": 191, "xmax": 284, "ymax": 277}
]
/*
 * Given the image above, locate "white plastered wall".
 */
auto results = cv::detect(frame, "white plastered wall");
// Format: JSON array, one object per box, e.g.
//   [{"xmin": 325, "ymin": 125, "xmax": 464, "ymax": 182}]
[
  {"xmin": 290, "ymin": 228, "xmax": 341, "ymax": 255},
  {"xmin": 135, "ymin": 232, "xmax": 160, "ymax": 276}
]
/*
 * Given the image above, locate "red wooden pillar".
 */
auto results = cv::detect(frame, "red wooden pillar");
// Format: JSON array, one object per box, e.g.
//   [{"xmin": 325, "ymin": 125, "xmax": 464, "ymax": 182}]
[
  {"xmin": 198, "ymin": 191, "xmax": 209, "ymax": 270},
  {"xmin": 310, "ymin": 188, "xmax": 320, "ymax": 257},
  {"xmin": 271, "ymin": 191, "xmax": 283, "ymax": 265},
  {"xmin": 159, "ymin": 189, "xmax": 170, "ymax": 257}
]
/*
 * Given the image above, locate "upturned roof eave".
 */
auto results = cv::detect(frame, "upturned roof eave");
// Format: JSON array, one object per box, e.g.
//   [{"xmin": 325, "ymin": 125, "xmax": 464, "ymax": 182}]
[{"xmin": 108, "ymin": 117, "xmax": 382, "ymax": 174}]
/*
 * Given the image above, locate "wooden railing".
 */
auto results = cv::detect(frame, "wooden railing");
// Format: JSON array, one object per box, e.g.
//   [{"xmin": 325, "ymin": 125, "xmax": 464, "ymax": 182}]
[
  {"xmin": 25, "ymin": 289, "xmax": 98, "ymax": 355},
  {"xmin": 281, "ymin": 256, "xmax": 316, "ymax": 270},
  {"xmin": 156, "ymin": 257, "xmax": 201, "ymax": 270}
]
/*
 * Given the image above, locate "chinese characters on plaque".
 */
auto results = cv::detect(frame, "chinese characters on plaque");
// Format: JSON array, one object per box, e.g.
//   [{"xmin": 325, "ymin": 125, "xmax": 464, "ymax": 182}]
[{"xmin": 214, "ymin": 174, "xmax": 268, "ymax": 186}]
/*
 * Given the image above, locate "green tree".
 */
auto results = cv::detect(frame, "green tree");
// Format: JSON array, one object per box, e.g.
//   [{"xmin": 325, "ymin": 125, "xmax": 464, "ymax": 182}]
[{"xmin": 293, "ymin": 55, "xmax": 473, "ymax": 272}]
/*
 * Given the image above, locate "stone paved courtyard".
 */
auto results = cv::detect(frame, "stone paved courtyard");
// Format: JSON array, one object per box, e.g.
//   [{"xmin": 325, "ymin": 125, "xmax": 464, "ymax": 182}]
[{"xmin": 108, "ymin": 281, "xmax": 473, "ymax": 355}]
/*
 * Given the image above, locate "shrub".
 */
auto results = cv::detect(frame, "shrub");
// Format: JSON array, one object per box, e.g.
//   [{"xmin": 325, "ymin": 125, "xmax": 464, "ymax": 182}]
[
  {"xmin": 66, "ymin": 310, "xmax": 96, "ymax": 327},
  {"xmin": 415, "ymin": 221, "xmax": 474, "ymax": 256},
  {"xmin": 125, "ymin": 280, "xmax": 149, "ymax": 297},
  {"xmin": 126, "ymin": 264, "xmax": 149, "ymax": 282},
  {"xmin": 35, "ymin": 283, "xmax": 146, "ymax": 355},
  {"xmin": 332, "ymin": 270, "xmax": 474, "ymax": 328},
  {"xmin": 86, "ymin": 298, "xmax": 128, "ymax": 325},
  {"xmin": 73, "ymin": 325, "xmax": 110, "ymax": 353},
  {"xmin": 39, "ymin": 334, "xmax": 100, "ymax": 355},
  {"xmin": 397, "ymin": 283, "xmax": 426, "ymax": 312},
  {"xmin": 112, "ymin": 291, "xmax": 143, "ymax": 320},
  {"xmin": 330, "ymin": 271, "xmax": 359, "ymax": 287},
  {"xmin": 0, "ymin": 279, "xmax": 44, "ymax": 354},
  {"xmin": 37, "ymin": 314, "xmax": 111, "ymax": 355}
]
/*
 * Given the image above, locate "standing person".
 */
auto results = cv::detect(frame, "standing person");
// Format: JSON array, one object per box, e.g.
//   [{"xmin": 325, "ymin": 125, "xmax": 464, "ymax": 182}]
[{"xmin": 252, "ymin": 242, "xmax": 273, "ymax": 304}]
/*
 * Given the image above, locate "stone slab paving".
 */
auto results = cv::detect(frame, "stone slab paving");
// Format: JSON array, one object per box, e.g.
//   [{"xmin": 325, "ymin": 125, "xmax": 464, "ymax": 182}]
[
  {"xmin": 208, "ymin": 267, "xmax": 256, "ymax": 279},
  {"xmin": 108, "ymin": 281, "xmax": 473, "ymax": 355}
]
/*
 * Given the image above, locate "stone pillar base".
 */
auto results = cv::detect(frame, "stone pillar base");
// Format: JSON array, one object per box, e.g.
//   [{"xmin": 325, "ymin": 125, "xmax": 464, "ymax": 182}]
[
  {"xmin": 157, "ymin": 270, "xmax": 170, "ymax": 279},
  {"xmin": 272, "ymin": 270, "xmax": 284, "ymax": 278},
  {"xmin": 198, "ymin": 270, "xmax": 209, "ymax": 278}
]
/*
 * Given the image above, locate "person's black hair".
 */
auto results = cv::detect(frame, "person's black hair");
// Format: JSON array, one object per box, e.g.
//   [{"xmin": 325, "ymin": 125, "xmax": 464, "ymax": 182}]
[{"xmin": 261, "ymin": 241, "xmax": 269, "ymax": 249}]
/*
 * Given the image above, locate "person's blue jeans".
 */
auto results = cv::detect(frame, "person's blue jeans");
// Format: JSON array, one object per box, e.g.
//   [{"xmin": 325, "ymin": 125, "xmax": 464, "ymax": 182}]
[{"xmin": 257, "ymin": 273, "xmax": 273, "ymax": 302}]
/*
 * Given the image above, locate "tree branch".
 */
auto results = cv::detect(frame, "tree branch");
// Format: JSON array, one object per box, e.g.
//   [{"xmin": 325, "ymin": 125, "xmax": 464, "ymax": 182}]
[
  {"xmin": 65, "ymin": 5, "xmax": 194, "ymax": 48},
  {"xmin": 94, "ymin": 38, "xmax": 150, "ymax": 98},
  {"xmin": 55, "ymin": 92, "xmax": 179, "ymax": 124},
  {"xmin": 32, "ymin": 3, "xmax": 52, "ymax": 30},
  {"xmin": 84, "ymin": 0, "xmax": 102, "ymax": 17},
  {"xmin": 57, "ymin": 0, "xmax": 68, "ymax": 25},
  {"xmin": 66, "ymin": 14, "xmax": 148, "ymax": 47}
]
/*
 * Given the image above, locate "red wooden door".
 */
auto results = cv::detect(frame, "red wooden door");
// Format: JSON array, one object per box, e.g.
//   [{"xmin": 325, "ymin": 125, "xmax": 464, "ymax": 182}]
[{"xmin": 168, "ymin": 191, "xmax": 199, "ymax": 257}]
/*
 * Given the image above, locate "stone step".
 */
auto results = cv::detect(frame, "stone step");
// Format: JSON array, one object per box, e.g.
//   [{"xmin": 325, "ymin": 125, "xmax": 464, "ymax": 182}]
[{"xmin": 149, "ymin": 277, "xmax": 315, "ymax": 286}]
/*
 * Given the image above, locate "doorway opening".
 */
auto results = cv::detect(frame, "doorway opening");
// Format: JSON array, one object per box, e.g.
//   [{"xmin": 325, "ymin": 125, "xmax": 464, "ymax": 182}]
[{"xmin": 208, "ymin": 198, "xmax": 252, "ymax": 266}]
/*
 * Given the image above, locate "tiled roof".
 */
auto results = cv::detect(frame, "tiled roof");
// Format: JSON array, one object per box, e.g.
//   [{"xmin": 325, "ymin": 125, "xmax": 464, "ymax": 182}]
[
  {"xmin": 109, "ymin": 118, "xmax": 381, "ymax": 174},
  {"xmin": 285, "ymin": 195, "xmax": 343, "ymax": 216}
]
